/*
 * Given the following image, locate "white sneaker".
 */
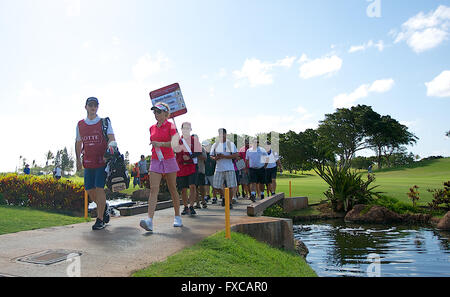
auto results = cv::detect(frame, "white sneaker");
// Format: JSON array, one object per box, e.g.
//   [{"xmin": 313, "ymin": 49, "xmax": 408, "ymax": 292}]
[
  {"xmin": 173, "ymin": 216, "xmax": 183, "ymax": 227},
  {"xmin": 140, "ymin": 218, "xmax": 153, "ymax": 232}
]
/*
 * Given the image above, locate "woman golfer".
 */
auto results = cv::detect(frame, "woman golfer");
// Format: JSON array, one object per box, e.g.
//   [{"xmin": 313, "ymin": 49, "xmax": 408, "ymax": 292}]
[{"xmin": 140, "ymin": 102, "xmax": 183, "ymax": 231}]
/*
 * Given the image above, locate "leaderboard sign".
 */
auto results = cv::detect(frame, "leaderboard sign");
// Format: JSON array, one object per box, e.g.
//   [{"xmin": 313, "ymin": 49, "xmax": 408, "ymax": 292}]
[{"xmin": 149, "ymin": 83, "xmax": 187, "ymax": 118}]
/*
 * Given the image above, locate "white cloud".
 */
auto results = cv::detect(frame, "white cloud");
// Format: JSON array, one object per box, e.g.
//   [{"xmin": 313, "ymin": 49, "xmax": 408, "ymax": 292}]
[
  {"xmin": 392, "ymin": 5, "xmax": 450, "ymax": 53},
  {"xmin": 425, "ymin": 70, "xmax": 450, "ymax": 97},
  {"xmin": 276, "ymin": 56, "xmax": 297, "ymax": 68},
  {"xmin": 299, "ymin": 54, "xmax": 343, "ymax": 79},
  {"xmin": 298, "ymin": 54, "xmax": 308, "ymax": 63},
  {"xmin": 233, "ymin": 56, "xmax": 296, "ymax": 87},
  {"xmin": 333, "ymin": 78, "xmax": 395, "ymax": 108},
  {"xmin": 218, "ymin": 68, "xmax": 227, "ymax": 78},
  {"xmin": 185, "ymin": 110, "xmax": 318, "ymax": 140},
  {"xmin": 65, "ymin": 0, "xmax": 80, "ymax": 17},
  {"xmin": 348, "ymin": 40, "xmax": 384, "ymax": 53},
  {"xmin": 233, "ymin": 59, "xmax": 273, "ymax": 87},
  {"xmin": 132, "ymin": 52, "xmax": 171, "ymax": 82},
  {"xmin": 295, "ymin": 105, "xmax": 307, "ymax": 114},
  {"xmin": 369, "ymin": 78, "xmax": 395, "ymax": 93},
  {"xmin": 112, "ymin": 36, "xmax": 120, "ymax": 46}
]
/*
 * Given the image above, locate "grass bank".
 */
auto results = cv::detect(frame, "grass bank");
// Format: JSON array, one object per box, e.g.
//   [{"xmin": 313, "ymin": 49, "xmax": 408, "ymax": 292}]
[
  {"xmin": 133, "ymin": 231, "xmax": 317, "ymax": 277},
  {"xmin": 0, "ymin": 205, "xmax": 88, "ymax": 235}
]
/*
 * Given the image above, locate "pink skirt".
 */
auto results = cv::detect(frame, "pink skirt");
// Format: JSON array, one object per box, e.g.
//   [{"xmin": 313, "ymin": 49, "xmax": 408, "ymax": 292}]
[{"xmin": 150, "ymin": 157, "xmax": 179, "ymax": 174}]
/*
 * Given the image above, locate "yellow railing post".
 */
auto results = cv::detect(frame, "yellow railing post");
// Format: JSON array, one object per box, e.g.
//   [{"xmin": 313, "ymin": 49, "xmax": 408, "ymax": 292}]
[
  {"xmin": 84, "ymin": 190, "xmax": 88, "ymax": 220},
  {"xmin": 224, "ymin": 187, "xmax": 231, "ymax": 239}
]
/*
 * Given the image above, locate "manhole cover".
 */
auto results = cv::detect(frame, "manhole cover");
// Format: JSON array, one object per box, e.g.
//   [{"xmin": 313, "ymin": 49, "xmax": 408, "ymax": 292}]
[
  {"xmin": 0, "ymin": 273, "xmax": 17, "ymax": 277},
  {"xmin": 17, "ymin": 250, "xmax": 82, "ymax": 265}
]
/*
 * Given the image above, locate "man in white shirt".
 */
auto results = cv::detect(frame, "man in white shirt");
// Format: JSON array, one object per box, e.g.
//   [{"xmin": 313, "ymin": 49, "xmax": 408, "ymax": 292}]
[
  {"xmin": 210, "ymin": 128, "xmax": 239, "ymax": 209},
  {"xmin": 264, "ymin": 140, "xmax": 282, "ymax": 196},
  {"xmin": 246, "ymin": 138, "xmax": 268, "ymax": 202}
]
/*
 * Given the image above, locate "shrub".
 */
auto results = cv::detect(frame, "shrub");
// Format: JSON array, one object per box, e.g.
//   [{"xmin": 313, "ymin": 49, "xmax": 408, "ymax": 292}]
[
  {"xmin": 0, "ymin": 192, "xmax": 5, "ymax": 205},
  {"xmin": 370, "ymin": 195, "xmax": 419, "ymax": 214},
  {"xmin": 315, "ymin": 164, "xmax": 382, "ymax": 212},
  {"xmin": 407, "ymin": 185, "xmax": 420, "ymax": 207},
  {"xmin": 0, "ymin": 174, "xmax": 85, "ymax": 211},
  {"xmin": 427, "ymin": 181, "xmax": 450, "ymax": 211},
  {"xmin": 262, "ymin": 203, "xmax": 287, "ymax": 218}
]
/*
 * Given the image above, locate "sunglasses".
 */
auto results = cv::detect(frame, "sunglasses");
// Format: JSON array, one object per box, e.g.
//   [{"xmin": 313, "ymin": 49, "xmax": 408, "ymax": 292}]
[
  {"xmin": 87, "ymin": 102, "xmax": 98, "ymax": 107},
  {"xmin": 153, "ymin": 109, "xmax": 163, "ymax": 114}
]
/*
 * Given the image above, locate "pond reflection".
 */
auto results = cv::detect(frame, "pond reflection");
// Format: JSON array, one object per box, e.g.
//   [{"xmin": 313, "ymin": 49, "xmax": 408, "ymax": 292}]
[{"xmin": 294, "ymin": 220, "xmax": 450, "ymax": 277}]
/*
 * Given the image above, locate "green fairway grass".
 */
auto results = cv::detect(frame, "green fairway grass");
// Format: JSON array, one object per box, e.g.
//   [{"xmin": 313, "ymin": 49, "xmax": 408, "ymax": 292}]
[
  {"xmin": 133, "ymin": 231, "xmax": 317, "ymax": 277},
  {"xmin": 277, "ymin": 158, "xmax": 450, "ymax": 205},
  {"xmin": 0, "ymin": 206, "xmax": 88, "ymax": 235}
]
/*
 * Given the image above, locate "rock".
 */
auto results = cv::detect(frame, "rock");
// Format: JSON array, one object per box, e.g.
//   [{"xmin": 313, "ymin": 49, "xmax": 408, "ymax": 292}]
[
  {"xmin": 132, "ymin": 189, "xmax": 150, "ymax": 201},
  {"xmin": 400, "ymin": 213, "xmax": 432, "ymax": 224},
  {"xmin": 105, "ymin": 188, "xmax": 127, "ymax": 200},
  {"xmin": 294, "ymin": 239, "xmax": 309, "ymax": 258},
  {"xmin": 437, "ymin": 211, "xmax": 450, "ymax": 230},
  {"xmin": 345, "ymin": 204, "xmax": 402, "ymax": 224}
]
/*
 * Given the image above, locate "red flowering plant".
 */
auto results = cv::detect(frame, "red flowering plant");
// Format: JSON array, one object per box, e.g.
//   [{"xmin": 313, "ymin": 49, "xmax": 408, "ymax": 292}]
[{"xmin": 0, "ymin": 174, "xmax": 85, "ymax": 212}]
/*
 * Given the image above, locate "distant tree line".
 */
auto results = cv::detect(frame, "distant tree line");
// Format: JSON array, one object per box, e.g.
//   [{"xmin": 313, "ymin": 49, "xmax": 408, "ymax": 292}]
[{"xmin": 277, "ymin": 105, "xmax": 418, "ymax": 171}]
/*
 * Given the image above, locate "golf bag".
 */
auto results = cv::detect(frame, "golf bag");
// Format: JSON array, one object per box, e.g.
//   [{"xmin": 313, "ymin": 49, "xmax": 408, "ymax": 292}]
[
  {"xmin": 101, "ymin": 117, "xmax": 130, "ymax": 192},
  {"xmin": 104, "ymin": 145, "xmax": 130, "ymax": 192}
]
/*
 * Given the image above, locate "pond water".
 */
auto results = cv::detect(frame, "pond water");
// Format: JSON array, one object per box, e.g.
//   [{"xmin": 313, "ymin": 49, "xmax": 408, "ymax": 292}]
[{"xmin": 293, "ymin": 220, "xmax": 450, "ymax": 277}]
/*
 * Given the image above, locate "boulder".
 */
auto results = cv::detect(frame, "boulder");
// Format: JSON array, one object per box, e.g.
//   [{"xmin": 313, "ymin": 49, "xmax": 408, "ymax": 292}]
[
  {"xmin": 437, "ymin": 211, "xmax": 450, "ymax": 230},
  {"xmin": 345, "ymin": 204, "xmax": 402, "ymax": 224},
  {"xmin": 131, "ymin": 189, "xmax": 171, "ymax": 202},
  {"xmin": 132, "ymin": 189, "xmax": 150, "ymax": 201},
  {"xmin": 400, "ymin": 213, "xmax": 432, "ymax": 224},
  {"xmin": 294, "ymin": 239, "xmax": 309, "ymax": 258}
]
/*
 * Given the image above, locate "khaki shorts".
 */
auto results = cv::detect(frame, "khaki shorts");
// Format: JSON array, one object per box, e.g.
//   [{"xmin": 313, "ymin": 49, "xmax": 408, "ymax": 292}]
[{"xmin": 213, "ymin": 171, "xmax": 237, "ymax": 189}]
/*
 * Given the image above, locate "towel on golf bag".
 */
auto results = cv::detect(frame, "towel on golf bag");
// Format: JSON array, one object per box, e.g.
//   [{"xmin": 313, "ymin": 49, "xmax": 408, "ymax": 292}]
[{"xmin": 104, "ymin": 145, "xmax": 130, "ymax": 192}]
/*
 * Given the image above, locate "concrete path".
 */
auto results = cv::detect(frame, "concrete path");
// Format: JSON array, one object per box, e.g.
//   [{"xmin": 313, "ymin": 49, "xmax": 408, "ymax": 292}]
[{"xmin": 0, "ymin": 199, "xmax": 268, "ymax": 277}]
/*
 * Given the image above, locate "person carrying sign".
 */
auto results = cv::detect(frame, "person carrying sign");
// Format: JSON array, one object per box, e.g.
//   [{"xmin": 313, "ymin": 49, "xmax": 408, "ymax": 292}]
[
  {"xmin": 139, "ymin": 102, "xmax": 183, "ymax": 232},
  {"xmin": 75, "ymin": 97, "xmax": 115, "ymax": 230}
]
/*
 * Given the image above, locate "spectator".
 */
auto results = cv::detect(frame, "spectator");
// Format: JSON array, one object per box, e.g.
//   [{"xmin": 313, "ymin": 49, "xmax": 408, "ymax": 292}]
[
  {"xmin": 53, "ymin": 165, "xmax": 62, "ymax": 180},
  {"xmin": 246, "ymin": 138, "xmax": 268, "ymax": 202},
  {"xmin": 23, "ymin": 164, "xmax": 31, "ymax": 175},
  {"xmin": 210, "ymin": 128, "xmax": 239, "ymax": 209},
  {"xmin": 264, "ymin": 140, "xmax": 282, "ymax": 196},
  {"xmin": 132, "ymin": 163, "xmax": 140, "ymax": 188},
  {"xmin": 196, "ymin": 142, "xmax": 208, "ymax": 208},
  {"xmin": 238, "ymin": 137, "xmax": 250, "ymax": 199},
  {"xmin": 176, "ymin": 122, "xmax": 202, "ymax": 216},
  {"xmin": 203, "ymin": 140, "xmax": 218, "ymax": 204}
]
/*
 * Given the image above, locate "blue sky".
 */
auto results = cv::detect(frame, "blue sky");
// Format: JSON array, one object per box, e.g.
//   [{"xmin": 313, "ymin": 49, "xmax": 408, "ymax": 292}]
[{"xmin": 0, "ymin": 0, "xmax": 449, "ymax": 172}]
